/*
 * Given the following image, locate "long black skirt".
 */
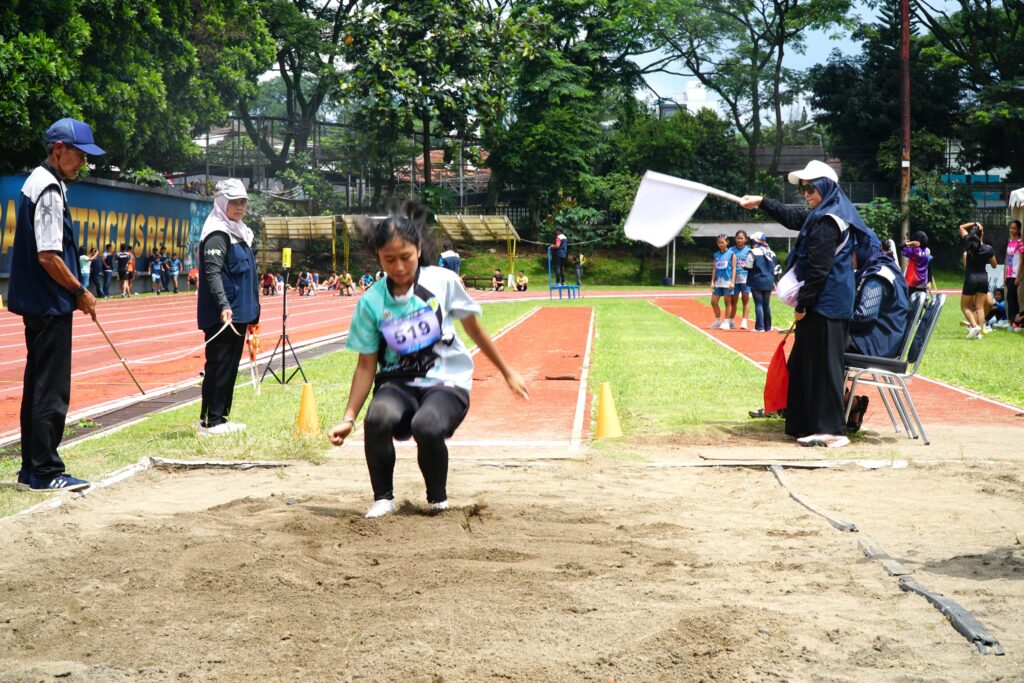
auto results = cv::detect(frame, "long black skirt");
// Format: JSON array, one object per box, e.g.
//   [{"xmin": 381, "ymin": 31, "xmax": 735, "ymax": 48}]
[{"xmin": 785, "ymin": 312, "xmax": 849, "ymax": 438}]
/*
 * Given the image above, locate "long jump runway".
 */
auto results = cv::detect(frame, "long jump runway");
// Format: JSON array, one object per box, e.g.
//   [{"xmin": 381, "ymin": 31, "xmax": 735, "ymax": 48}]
[{"xmin": 653, "ymin": 297, "xmax": 1024, "ymax": 429}]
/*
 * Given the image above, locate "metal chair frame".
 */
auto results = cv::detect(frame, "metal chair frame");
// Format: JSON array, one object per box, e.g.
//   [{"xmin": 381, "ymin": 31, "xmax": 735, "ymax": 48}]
[{"xmin": 844, "ymin": 293, "xmax": 945, "ymax": 445}]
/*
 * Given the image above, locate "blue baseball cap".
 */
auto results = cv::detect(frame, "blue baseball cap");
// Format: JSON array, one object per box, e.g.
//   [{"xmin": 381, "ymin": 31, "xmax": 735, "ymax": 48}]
[{"xmin": 44, "ymin": 118, "xmax": 106, "ymax": 156}]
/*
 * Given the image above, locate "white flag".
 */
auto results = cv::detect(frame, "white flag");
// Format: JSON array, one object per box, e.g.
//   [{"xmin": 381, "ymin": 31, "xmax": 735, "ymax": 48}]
[{"xmin": 624, "ymin": 171, "xmax": 739, "ymax": 248}]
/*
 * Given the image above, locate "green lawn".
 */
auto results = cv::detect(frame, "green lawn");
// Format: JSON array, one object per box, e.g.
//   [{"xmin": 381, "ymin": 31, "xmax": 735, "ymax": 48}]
[{"xmin": 1, "ymin": 292, "xmax": 1019, "ymax": 517}]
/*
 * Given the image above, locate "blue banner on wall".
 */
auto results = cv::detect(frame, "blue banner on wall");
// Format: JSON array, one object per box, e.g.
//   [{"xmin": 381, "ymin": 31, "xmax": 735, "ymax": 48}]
[{"xmin": 0, "ymin": 174, "xmax": 212, "ymax": 277}]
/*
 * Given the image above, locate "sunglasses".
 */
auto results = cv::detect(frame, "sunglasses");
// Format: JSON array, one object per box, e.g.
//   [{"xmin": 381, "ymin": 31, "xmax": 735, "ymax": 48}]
[{"xmin": 798, "ymin": 183, "xmax": 817, "ymax": 196}]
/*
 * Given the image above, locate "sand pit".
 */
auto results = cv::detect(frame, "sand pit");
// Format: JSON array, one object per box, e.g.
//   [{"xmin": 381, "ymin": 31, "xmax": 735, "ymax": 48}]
[{"xmin": 1, "ymin": 429, "xmax": 1023, "ymax": 682}]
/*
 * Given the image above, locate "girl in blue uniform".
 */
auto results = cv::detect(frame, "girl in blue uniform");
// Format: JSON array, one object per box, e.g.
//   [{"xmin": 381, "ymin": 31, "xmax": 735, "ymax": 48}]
[
  {"xmin": 328, "ymin": 203, "xmax": 529, "ymax": 518},
  {"xmin": 709, "ymin": 234, "xmax": 735, "ymax": 329},
  {"xmin": 728, "ymin": 230, "xmax": 753, "ymax": 329}
]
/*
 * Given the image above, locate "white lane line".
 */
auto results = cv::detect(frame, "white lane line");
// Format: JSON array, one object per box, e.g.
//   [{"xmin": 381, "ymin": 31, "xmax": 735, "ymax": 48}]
[{"xmin": 570, "ymin": 307, "xmax": 596, "ymax": 450}]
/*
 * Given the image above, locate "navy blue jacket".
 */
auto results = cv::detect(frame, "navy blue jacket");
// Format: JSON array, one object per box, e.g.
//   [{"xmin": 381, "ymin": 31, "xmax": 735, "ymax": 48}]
[
  {"xmin": 761, "ymin": 199, "xmax": 854, "ymax": 319},
  {"xmin": 849, "ymin": 261, "xmax": 910, "ymax": 358},
  {"xmin": 8, "ymin": 166, "xmax": 79, "ymax": 318},
  {"xmin": 747, "ymin": 245, "xmax": 777, "ymax": 290},
  {"xmin": 196, "ymin": 231, "xmax": 260, "ymax": 329}
]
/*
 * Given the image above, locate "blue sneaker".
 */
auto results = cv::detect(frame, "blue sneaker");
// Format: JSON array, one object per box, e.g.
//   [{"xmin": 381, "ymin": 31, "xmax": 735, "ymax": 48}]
[{"xmin": 18, "ymin": 472, "xmax": 90, "ymax": 492}]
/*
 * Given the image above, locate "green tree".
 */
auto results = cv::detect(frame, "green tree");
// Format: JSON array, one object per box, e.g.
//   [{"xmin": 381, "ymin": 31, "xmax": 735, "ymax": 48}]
[
  {"xmin": 653, "ymin": 0, "xmax": 855, "ymax": 180},
  {"xmin": 0, "ymin": 2, "xmax": 273, "ymax": 175},
  {"xmin": 806, "ymin": 6, "xmax": 966, "ymax": 182},
  {"xmin": 913, "ymin": 0, "xmax": 1024, "ymax": 179},
  {"xmin": 236, "ymin": 0, "xmax": 355, "ymax": 175},
  {"xmin": 346, "ymin": 0, "xmax": 497, "ymax": 187}
]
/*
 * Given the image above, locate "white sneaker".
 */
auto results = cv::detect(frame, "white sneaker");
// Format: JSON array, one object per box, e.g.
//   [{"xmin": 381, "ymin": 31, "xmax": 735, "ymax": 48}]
[
  {"xmin": 966, "ymin": 326, "xmax": 981, "ymax": 339},
  {"xmin": 721, "ymin": 320, "xmax": 733, "ymax": 330},
  {"xmin": 740, "ymin": 318, "xmax": 748, "ymax": 330},
  {"xmin": 708, "ymin": 320, "xmax": 722, "ymax": 329},
  {"xmin": 983, "ymin": 325, "xmax": 992, "ymax": 334},
  {"xmin": 798, "ymin": 434, "xmax": 850, "ymax": 448},
  {"xmin": 365, "ymin": 499, "xmax": 395, "ymax": 519},
  {"xmin": 197, "ymin": 421, "xmax": 247, "ymax": 437},
  {"xmin": 427, "ymin": 500, "xmax": 449, "ymax": 512}
]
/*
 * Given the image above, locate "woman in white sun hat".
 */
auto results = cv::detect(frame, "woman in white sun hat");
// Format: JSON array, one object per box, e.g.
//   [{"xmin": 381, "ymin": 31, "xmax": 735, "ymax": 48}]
[{"xmin": 739, "ymin": 160, "xmax": 879, "ymax": 448}]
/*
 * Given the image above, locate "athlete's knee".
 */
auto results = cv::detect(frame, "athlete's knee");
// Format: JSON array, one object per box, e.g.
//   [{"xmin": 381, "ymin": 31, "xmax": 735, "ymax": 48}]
[
  {"xmin": 410, "ymin": 411, "xmax": 447, "ymax": 442},
  {"xmin": 364, "ymin": 399, "xmax": 405, "ymax": 436}
]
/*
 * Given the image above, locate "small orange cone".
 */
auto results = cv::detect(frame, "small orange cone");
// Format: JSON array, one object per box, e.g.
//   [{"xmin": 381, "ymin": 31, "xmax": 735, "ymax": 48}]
[
  {"xmin": 595, "ymin": 382, "xmax": 623, "ymax": 439},
  {"xmin": 296, "ymin": 383, "xmax": 320, "ymax": 436}
]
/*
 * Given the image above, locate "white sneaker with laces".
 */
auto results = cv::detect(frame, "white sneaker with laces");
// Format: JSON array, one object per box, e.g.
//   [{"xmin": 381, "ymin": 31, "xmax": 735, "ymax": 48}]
[
  {"xmin": 365, "ymin": 499, "xmax": 395, "ymax": 519},
  {"xmin": 197, "ymin": 421, "xmax": 247, "ymax": 437},
  {"xmin": 428, "ymin": 500, "xmax": 449, "ymax": 512},
  {"xmin": 740, "ymin": 318, "xmax": 748, "ymax": 330},
  {"xmin": 966, "ymin": 326, "xmax": 981, "ymax": 339},
  {"xmin": 722, "ymin": 320, "xmax": 733, "ymax": 330}
]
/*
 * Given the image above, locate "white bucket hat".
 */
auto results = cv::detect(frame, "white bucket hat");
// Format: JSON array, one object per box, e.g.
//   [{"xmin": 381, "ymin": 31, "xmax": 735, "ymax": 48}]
[
  {"xmin": 787, "ymin": 160, "xmax": 838, "ymax": 185},
  {"xmin": 214, "ymin": 178, "xmax": 249, "ymax": 199}
]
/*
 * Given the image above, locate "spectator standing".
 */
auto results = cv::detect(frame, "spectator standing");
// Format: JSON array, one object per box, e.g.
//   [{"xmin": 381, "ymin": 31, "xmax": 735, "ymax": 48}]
[
  {"xmin": 149, "ymin": 248, "xmax": 163, "ymax": 294},
  {"xmin": 99, "ymin": 243, "xmax": 114, "ymax": 298},
  {"xmin": 77, "ymin": 247, "xmax": 93, "ymax": 291},
  {"xmin": 126, "ymin": 245, "xmax": 136, "ymax": 295},
  {"xmin": 960, "ymin": 223, "xmax": 996, "ymax": 339},
  {"xmin": 439, "ymin": 241, "xmax": 461, "ymax": 274},
  {"xmin": 168, "ymin": 252, "xmax": 181, "ymax": 293},
  {"xmin": 709, "ymin": 234, "xmax": 735, "ymax": 329},
  {"xmin": 1005, "ymin": 220, "xmax": 1022, "ymax": 329},
  {"xmin": 9, "ymin": 117, "xmax": 103, "ymax": 491},
  {"xmin": 116, "ymin": 242, "xmax": 132, "ymax": 297},
  {"xmin": 197, "ymin": 179, "xmax": 260, "ymax": 436},
  {"xmin": 550, "ymin": 228, "xmax": 568, "ymax": 285},
  {"xmin": 159, "ymin": 246, "xmax": 170, "ymax": 293},
  {"xmin": 747, "ymin": 231, "xmax": 778, "ymax": 332},
  {"xmin": 729, "ymin": 230, "xmax": 753, "ymax": 329},
  {"xmin": 901, "ymin": 231, "xmax": 933, "ymax": 295}
]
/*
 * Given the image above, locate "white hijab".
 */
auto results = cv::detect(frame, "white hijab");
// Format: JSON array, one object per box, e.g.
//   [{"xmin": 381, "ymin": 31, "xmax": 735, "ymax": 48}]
[{"xmin": 200, "ymin": 179, "xmax": 254, "ymax": 246}]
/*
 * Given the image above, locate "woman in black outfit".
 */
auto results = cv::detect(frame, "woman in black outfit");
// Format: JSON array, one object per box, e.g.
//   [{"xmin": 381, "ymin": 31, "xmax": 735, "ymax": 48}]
[
  {"xmin": 958, "ymin": 222, "xmax": 996, "ymax": 339},
  {"xmin": 740, "ymin": 161, "xmax": 877, "ymax": 448}
]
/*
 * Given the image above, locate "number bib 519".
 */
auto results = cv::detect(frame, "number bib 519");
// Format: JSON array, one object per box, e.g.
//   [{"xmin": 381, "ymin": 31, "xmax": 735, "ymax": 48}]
[{"xmin": 380, "ymin": 305, "xmax": 442, "ymax": 355}]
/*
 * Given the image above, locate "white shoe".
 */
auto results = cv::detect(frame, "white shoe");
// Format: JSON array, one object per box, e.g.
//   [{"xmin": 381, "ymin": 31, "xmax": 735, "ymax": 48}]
[
  {"xmin": 708, "ymin": 320, "xmax": 722, "ymax": 329},
  {"xmin": 740, "ymin": 319, "xmax": 748, "ymax": 330},
  {"xmin": 798, "ymin": 434, "xmax": 850, "ymax": 448},
  {"xmin": 365, "ymin": 499, "xmax": 395, "ymax": 519},
  {"xmin": 966, "ymin": 326, "xmax": 980, "ymax": 339},
  {"xmin": 197, "ymin": 421, "xmax": 247, "ymax": 437},
  {"xmin": 983, "ymin": 325, "xmax": 992, "ymax": 334},
  {"xmin": 721, "ymin": 320, "xmax": 733, "ymax": 330},
  {"xmin": 427, "ymin": 500, "xmax": 449, "ymax": 512}
]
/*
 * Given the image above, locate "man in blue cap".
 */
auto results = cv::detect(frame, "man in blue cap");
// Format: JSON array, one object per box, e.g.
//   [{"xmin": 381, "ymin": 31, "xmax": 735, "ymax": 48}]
[{"xmin": 9, "ymin": 118, "xmax": 104, "ymax": 491}]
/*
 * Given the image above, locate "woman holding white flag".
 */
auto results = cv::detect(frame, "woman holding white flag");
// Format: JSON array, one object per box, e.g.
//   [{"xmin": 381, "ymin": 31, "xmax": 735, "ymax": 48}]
[{"xmin": 739, "ymin": 161, "xmax": 877, "ymax": 448}]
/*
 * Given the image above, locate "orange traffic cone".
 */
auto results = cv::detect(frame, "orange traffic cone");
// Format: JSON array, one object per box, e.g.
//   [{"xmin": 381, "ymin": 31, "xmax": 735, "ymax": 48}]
[
  {"xmin": 296, "ymin": 383, "xmax": 320, "ymax": 436},
  {"xmin": 595, "ymin": 382, "xmax": 623, "ymax": 439}
]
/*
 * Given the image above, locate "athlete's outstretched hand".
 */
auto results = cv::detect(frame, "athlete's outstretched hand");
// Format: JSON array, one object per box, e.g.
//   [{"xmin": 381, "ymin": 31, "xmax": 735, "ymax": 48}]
[
  {"xmin": 328, "ymin": 418, "xmax": 355, "ymax": 446},
  {"xmin": 504, "ymin": 369, "xmax": 529, "ymax": 400}
]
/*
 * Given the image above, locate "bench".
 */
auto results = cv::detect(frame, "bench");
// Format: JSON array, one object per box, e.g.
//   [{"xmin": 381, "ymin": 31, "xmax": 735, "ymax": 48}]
[
  {"xmin": 463, "ymin": 276, "xmax": 499, "ymax": 290},
  {"xmin": 684, "ymin": 262, "xmax": 715, "ymax": 285}
]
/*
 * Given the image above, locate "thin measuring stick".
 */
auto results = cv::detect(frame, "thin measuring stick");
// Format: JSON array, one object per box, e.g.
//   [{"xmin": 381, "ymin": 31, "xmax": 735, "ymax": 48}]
[{"xmin": 93, "ymin": 317, "xmax": 146, "ymax": 395}]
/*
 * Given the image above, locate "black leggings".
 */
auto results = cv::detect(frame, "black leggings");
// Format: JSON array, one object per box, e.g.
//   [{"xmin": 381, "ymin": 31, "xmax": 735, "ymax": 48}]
[
  {"xmin": 200, "ymin": 322, "xmax": 248, "ymax": 427},
  {"xmin": 363, "ymin": 383, "xmax": 469, "ymax": 503}
]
